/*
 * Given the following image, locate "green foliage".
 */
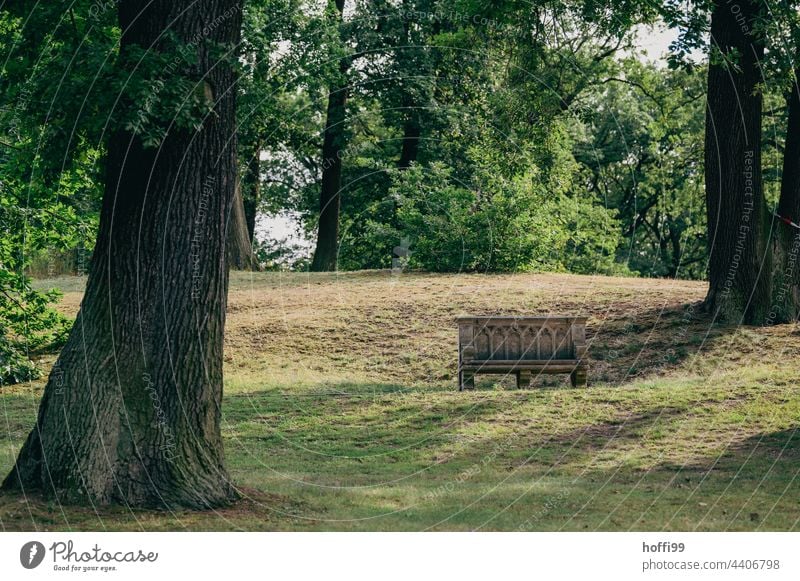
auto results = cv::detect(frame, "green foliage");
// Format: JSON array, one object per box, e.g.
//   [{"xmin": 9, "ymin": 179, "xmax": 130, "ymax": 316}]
[
  {"xmin": 0, "ymin": 144, "xmax": 77, "ymax": 383},
  {"xmin": 0, "ymin": 164, "xmax": 73, "ymax": 384},
  {"xmin": 558, "ymin": 196, "xmax": 627, "ymax": 275},
  {"xmin": 570, "ymin": 57, "xmax": 707, "ymax": 278},
  {"xmin": 391, "ymin": 156, "xmax": 624, "ymax": 274},
  {"xmin": 0, "ymin": 0, "xmax": 258, "ymax": 383},
  {"xmin": 0, "ymin": 3, "xmax": 105, "ymax": 383},
  {"xmin": 114, "ymin": 39, "xmax": 216, "ymax": 148},
  {"xmin": 253, "ymin": 233, "xmax": 311, "ymax": 271},
  {"xmin": 257, "ymin": 0, "xmax": 662, "ymax": 276},
  {"xmin": 0, "ymin": 278, "xmax": 69, "ymax": 385},
  {"xmin": 11, "ymin": 0, "xmax": 800, "ymax": 303}
]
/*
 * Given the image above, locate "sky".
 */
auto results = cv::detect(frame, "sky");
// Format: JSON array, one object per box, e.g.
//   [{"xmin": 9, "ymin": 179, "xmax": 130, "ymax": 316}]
[{"xmin": 636, "ymin": 23, "xmax": 681, "ymax": 60}]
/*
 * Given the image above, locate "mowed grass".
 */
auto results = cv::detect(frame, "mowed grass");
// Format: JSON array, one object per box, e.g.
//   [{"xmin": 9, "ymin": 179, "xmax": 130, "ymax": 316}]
[{"xmin": 2, "ymin": 270, "xmax": 800, "ymax": 531}]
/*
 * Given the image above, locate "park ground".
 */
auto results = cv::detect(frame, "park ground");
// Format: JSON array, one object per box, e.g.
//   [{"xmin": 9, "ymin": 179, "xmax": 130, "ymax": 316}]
[{"xmin": 1, "ymin": 270, "xmax": 799, "ymax": 531}]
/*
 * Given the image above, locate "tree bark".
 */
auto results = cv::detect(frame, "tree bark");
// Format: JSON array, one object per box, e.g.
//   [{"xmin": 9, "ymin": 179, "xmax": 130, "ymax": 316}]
[
  {"xmin": 2, "ymin": 0, "xmax": 243, "ymax": 508},
  {"xmin": 310, "ymin": 0, "xmax": 348, "ymax": 272},
  {"xmin": 226, "ymin": 177, "xmax": 258, "ymax": 271},
  {"xmin": 242, "ymin": 143, "xmax": 261, "ymax": 242},
  {"xmin": 396, "ymin": 0, "xmax": 422, "ymax": 171},
  {"xmin": 668, "ymin": 221, "xmax": 682, "ymax": 278},
  {"xmin": 703, "ymin": 0, "xmax": 770, "ymax": 324},
  {"xmin": 769, "ymin": 68, "xmax": 800, "ymax": 322}
]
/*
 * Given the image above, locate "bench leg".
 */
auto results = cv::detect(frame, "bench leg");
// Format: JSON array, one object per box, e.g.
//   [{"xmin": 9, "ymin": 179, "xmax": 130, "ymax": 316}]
[
  {"xmin": 459, "ymin": 371, "xmax": 475, "ymax": 391},
  {"xmin": 517, "ymin": 370, "xmax": 532, "ymax": 389},
  {"xmin": 570, "ymin": 367, "xmax": 587, "ymax": 388}
]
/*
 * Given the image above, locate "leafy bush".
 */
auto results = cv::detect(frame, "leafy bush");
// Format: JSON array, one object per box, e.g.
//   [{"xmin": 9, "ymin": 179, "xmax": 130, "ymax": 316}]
[
  {"xmin": 0, "ymin": 277, "xmax": 69, "ymax": 385},
  {"xmin": 0, "ymin": 163, "xmax": 88, "ymax": 386},
  {"xmin": 253, "ymin": 234, "xmax": 312, "ymax": 271},
  {"xmin": 390, "ymin": 162, "xmax": 625, "ymax": 274},
  {"xmin": 555, "ymin": 196, "xmax": 630, "ymax": 276}
]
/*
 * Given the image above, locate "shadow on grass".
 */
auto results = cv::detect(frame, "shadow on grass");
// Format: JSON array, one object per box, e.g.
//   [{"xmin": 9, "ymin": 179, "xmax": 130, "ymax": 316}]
[
  {"xmin": 634, "ymin": 427, "xmax": 800, "ymax": 531},
  {"xmin": 440, "ymin": 408, "xmax": 800, "ymax": 531},
  {"xmin": 664, "ymin": 427, "xmax": 800, "ymax": 480},
  {"xmin": 584, "ymin": 300, "xmax": 743, "ymax": 385},
  {"xmin": 2, "ymin": 402, "xmax": 798, "ymax": 531},
  {"xmin": 3, "ymin": 380, "xmax": 797, "ymax": 531}
]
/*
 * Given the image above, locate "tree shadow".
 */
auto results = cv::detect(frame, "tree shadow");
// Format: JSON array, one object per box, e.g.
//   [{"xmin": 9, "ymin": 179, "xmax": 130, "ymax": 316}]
[
  {"xmin": 641, "ymin": 428, "xmax": 800, "ymax": 530},
  {"xmin": 662, "ymin": 427, "xmax": 800, "ymax": 476},
  {"xmin": 583, "ymin": 300, "xmax": 735, "ymax": 385},
  {"xmin": 428, "ymin": 407, "xmax": 800, "ymax": 530},
  {"xmin": 3, "ymin": 380, "xmax": 797, "ymax": 531}
]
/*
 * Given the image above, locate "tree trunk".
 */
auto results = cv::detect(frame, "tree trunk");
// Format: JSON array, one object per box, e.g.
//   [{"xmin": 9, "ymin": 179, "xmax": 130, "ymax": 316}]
[
  {"xmin": 397, "ymin": 114, "xmax": 421, "ymax": 169},
  {"xmin": 668, "ymin": 221, "xmax": 682, "ymax": 278},
  {"xmin": 703, "ymin": 0, "xmax": 770, "ymax": 324},
  {"xmin": 2, "ymin": 0, "xmax": 242, "ymax": 508},
  {"xmin": 310, "ymin": 0, "xmax": 348, "ymax": 272},
  {"xmin": 769, "ymin": 68, "xmax": 800, "ymax": 322},
  {"xmin": 242, "ymin": 143, "xmax": 261, "ymax": 242},
  {"xmin": 226, "ymin": 177, "xmax": 258, "ymax": 271},
  {"xmin": 394, "ymin": 0, "xmax": 421, "ymax": 170}
]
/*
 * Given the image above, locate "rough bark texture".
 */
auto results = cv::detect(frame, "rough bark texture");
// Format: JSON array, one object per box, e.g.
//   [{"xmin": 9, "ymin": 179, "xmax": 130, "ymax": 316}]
[
  {"xmin": 769, "ymin": 69, "xmax": 800, "ymax": 322},
  {"xmin": 2, "ymin": 0, "xmax": 243, "ymax": 508},
  {"xmin": 310, "ymin": 0, "xmax": 348, "ymax": 272},
  {"xmin": 703, "ymin": 0, "xmax": 770, "ymax": 324}
]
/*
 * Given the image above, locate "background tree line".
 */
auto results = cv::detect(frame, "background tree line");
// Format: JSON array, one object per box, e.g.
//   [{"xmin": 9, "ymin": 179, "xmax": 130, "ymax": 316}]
[{"xmin": 3, "ymin": 0, "xmax": 796, "ymax": 382}]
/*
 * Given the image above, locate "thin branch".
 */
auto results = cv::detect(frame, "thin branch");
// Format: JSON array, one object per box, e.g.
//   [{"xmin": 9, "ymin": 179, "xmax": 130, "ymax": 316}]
[{"xmin": 601, "ymin": 76, "xmax": 664, "ymax": 116}]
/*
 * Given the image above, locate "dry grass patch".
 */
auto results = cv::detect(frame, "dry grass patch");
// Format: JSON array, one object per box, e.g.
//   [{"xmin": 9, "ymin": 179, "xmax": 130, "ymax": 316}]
[{"xmin": 2, "ymin": 271, "xmax": 799, "ymax": 531}]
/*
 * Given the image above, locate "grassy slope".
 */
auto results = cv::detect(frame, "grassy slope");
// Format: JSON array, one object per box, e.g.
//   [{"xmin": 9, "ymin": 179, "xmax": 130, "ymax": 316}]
[{"xmin": 1, "ymin": 270, "xmax": 799, "ymax": 531}]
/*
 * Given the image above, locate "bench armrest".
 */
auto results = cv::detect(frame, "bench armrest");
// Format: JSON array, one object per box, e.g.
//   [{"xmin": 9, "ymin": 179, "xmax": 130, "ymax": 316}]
[
  {"xmin": 572, "ymin": 323, "xmax": 587, "ymax": 360},
  {"xmin": 461, "ymin": 345, "xmax": 476, "ymax": 362}
]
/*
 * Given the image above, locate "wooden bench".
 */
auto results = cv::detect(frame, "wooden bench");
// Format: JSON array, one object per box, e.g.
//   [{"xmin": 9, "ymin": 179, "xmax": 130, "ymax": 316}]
[{"xmin": 457, "ymin": 316, "xmax": 588, "ymax": 390}]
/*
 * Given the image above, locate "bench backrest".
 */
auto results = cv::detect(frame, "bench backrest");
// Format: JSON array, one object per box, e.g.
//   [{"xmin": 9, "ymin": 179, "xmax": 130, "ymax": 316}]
[{"xmin": 457, "ymin": 316, "xmax": 587, "ymax": 361}]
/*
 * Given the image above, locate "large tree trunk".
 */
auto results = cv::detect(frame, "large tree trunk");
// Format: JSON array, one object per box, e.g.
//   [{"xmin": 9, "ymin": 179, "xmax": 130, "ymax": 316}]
[
  {"xmin": 769, "ymin": 68, "xmax": 800, "ymax": 322},
  {"xmin": 2, "ymin": 0, "xmax": 242, "ymax": 508},
  {"xmin": 703, "ymin": 0, "xmax": 770, "ymax": 324},
  {"xmin": 310, "ymin": 0, "xmax": 348, "ymax": 272}
]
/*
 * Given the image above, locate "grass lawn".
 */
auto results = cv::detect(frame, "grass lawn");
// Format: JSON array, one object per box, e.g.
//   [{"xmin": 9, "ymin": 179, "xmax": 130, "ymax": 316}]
[{"xmin": 1, "ymin": 270, "xmax": 799, "ymax": 531}]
